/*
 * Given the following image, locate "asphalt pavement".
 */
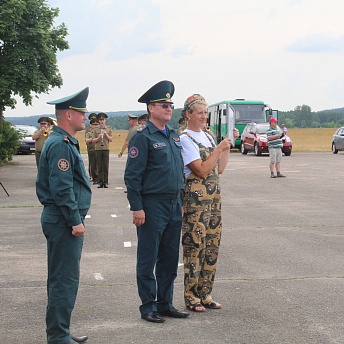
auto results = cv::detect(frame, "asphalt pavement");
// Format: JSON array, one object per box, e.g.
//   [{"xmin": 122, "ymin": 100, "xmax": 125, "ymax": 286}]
[{"xmin": 1, "ymin": 151, "xmax": 344, "ymax": 344}]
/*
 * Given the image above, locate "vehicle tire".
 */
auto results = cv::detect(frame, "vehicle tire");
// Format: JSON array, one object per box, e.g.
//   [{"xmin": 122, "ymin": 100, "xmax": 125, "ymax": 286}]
[
  {"xmin": 332, "ymin": 143, "xmax": 338, "ymax": 154},
  {"xmin": 285, "ymin": 152, "xmax": 291, "ymax": 156},
  {"xmin": 254, "ymin": 143, "xmax": 261, "ymax": 156},
  {"xmin": 241, "ymin": 142, "xmax": 248, "ymax": 155}
]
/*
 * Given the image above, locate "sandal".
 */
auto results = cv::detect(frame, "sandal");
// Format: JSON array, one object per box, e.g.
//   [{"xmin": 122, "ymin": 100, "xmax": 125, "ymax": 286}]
[
  {"xmin": 203, "ymin": 301, "xmax": 222, "ymax": 309},
  {"xmin": 187, "ymin": 303, "xmax": 206, "ymax": 312}
]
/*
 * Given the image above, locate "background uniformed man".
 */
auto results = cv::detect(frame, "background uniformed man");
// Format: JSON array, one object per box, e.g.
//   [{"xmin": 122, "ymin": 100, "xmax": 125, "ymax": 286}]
[
  {"xmin": 85, "ymin": 118, "xmax": 99, "ymax": 184},
  {"xmin": 92, "ymin": 112, "xmax": 113, "ymax": 188},
  {"xmin": 36, "ymin": 87, "xmax": 91, "ymax": 344},
  {"xmin": 118, "ymin": 113, "xmax": 141, "ymax": 158},
  {"xmin": 32, "ymin": 117, "xmax": 51, "ymax": 168},
  {"xmin": 124, "ymin": 80, "xmax": 189, "ymax": 323},
  {"xmin": 138, "ymin": 113, "xmax": 149, "ymax": 125}
]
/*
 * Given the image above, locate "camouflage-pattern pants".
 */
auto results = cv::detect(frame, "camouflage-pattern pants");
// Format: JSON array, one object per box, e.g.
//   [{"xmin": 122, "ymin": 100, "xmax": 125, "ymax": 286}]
[{"xmin": 182, "ymin": 175, "xmax": 222, "ymax": 306}]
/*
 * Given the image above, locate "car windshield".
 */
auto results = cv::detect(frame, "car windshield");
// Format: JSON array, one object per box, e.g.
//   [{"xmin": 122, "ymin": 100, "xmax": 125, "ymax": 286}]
[
  {"xmin": 256, "ymin": 126, "xmax": 269, "ymax": 134},
  {"xmin": 15, "ymin": 126, "xmax": 37, "ymax": 136}
]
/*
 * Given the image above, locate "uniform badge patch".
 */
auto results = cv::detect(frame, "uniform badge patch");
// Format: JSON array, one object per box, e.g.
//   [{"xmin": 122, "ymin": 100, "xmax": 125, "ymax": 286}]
[
  {"xmin": 173, "ymin": 137, "xmax": 182, "ymax": 148},
  {"xmin": 58, "ymin": 159, "xmax": 70, "ymax": 171},
  {"xmin": 153, "ymin": 142, "xmax": 166, "ymax": 149},
  {"xmin": 137, "ymin": 125, "xmax": 147, "ymax": 133},
  {"xmin": 129, "ymin": 146, "xmax": 139, "ymax": 158}
]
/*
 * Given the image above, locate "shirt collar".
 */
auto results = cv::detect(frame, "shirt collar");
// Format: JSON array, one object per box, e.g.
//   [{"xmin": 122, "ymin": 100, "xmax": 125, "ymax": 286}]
[{"xmin": 53, "ymin": 126, "xmax": 78, "ymax": 145}]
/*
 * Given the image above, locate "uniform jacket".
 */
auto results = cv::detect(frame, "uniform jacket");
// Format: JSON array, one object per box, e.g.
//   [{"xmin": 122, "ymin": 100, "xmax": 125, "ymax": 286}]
[
  {"xmin": 36, "ymin": 126, "xmax": 91, "ymax": 226},
  {"xmin": 124, "ymin": 119, "xmax": 184, "ymax": 211}
]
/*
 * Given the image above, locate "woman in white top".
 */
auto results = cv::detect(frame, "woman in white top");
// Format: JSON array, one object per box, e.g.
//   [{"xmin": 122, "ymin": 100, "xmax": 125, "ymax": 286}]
[{"xmin": 180, "ymin": 94, "xmax": 239, "ymax": 312}]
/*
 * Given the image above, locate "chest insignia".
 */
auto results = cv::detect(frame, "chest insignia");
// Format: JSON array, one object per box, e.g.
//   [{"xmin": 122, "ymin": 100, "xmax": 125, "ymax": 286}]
[
  {"xmin": 58, "ymin": 159, "xmax": 70, "ymax": 171},
  {"xmin": 129, "ymin": 146, "xmax": 139, "ymax": 158},
  {"xmin": 153, "ymin": 142, "xmax": 166, "ymax": 149}
]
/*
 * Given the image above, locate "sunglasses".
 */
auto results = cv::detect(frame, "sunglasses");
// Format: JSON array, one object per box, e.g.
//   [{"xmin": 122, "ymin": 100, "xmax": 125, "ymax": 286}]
[{"xmin": 154, "ymin": 103, "xmax": 174, "ymax": 110}]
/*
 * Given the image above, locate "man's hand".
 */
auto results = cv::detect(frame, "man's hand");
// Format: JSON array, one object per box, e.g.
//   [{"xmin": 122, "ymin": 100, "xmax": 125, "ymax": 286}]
[
  {"xmin": 133, "ymin": 210, "xmax": 145, "ymax": 226},
  {"xmin": 72, "ymin": 223, "xmax": 85, "ymax": 237}
]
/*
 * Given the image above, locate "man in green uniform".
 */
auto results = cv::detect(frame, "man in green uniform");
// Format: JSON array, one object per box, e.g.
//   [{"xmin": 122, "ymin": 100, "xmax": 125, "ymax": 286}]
[
  {"xmin": 92, "ymin": 112, "xmax": 113, "ymax": 188},
  {"xmin": 124, "ymin": 80, "xmax": 189, "ymax": 323},
  {"xmin": 32, "ymin": 117, "xmax": 51, "ymax": 167},
  {"xmin": 36, "ymin": 87, "xmax": 91, "ymax": 344},
  {"xmin": 85, "ymin": 117, "xmax": 99, "ymax": 184},
  {"xmin": 118, "ymin": 113, "xmax": 141, "ymax": 158},
  {"xmin": 85, "ymin": 113, "xmax": 98, "ymax": 182},
  {"xmin": 138, "ymin": 113, "xmax": 149, "ymax": 125}
]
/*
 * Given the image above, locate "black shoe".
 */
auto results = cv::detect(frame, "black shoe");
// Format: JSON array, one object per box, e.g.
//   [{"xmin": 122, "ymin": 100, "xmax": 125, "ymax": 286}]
[
  {"xmin": 97, "ymin": 184, "xmax": 104, "ymax": 188},
  {"xmin": 141, "ymin": 311, "xmax": 165, "ymax": 323},
  {"xmin": 71, "ymin": 334, "xmax": 88, "ymax": 343},
  {"xmin": 103, "ymin": 184, "xmax": 108, "ymax": 188},
  {"xmin": 159, "ymin": 307, "xmax": 190, "ymax": 318},
  {"xmin": 64, "ymin": 340, "xmax": 78, "ymax": 344}
]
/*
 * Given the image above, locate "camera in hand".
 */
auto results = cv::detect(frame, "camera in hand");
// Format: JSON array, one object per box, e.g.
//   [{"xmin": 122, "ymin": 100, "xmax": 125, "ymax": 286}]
[{"xmin": 280, "ymin": 133, "xmax": 285, "ymax": 138}]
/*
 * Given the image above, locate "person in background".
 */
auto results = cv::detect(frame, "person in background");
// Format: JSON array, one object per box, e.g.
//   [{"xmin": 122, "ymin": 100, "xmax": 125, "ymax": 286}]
[
  {"xmin": 177, "ymin": 114, "xmax": 187, "ymax": 135},
  {"xmin": 180, "ymin": 94, "xmax": 239, "ymax": 312},
  {"xmin": 36, "ymin": 87, "xmax": 91, "ymax": 344},
  {"xmin": 85, "ymin": 118, "xmax": 99, "ymax": 184},
  {"xmin": 118, "ymin": 113, "xmax": 141, "ymax": 158},
  {"xmin": 92, "ymin": 112, "xmax": 113, "ymax": 188},
  {"xmin": 267, "ymin": 118, "xmax": 286, "ymax": 178},
  {"xmin": 281, "ymin": 123, "xmax": 288, "ymax": 136},
  {"xmin": 138, "ymin": 113, "xmax": 149, "ymax": 125},
  {"xmin": 32, "ymin": 117, "xmax": 51, "ymax": 168},
  {"xmin": 124, "ymin": 80, "xmax": 189, "ymax": 323}
]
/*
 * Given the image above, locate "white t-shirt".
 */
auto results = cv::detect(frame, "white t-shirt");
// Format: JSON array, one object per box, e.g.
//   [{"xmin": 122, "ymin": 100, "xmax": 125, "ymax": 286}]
[{"xmin": 180, "ymin": 129, "xmax": 216, "ymax": 179}]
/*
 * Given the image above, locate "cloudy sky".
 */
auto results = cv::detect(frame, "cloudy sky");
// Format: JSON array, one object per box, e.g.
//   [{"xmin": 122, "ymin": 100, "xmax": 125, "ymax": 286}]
[{"xmin": 6, "ymin": 0, "xmax": 344, "ymax": 118}]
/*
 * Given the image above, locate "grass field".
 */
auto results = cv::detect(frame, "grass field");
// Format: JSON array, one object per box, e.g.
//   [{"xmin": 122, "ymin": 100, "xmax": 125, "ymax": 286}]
[{"xmin": 76, "ymin": 128, "xmax": 338, "ymax": 154}]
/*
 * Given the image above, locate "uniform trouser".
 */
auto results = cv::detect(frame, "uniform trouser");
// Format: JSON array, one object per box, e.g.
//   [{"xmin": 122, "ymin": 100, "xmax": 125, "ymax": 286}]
[
  {"xmin": 182, "ymin": 192, "xmax": 222, "ymax": 306},
  {"xmin": 35, "ymin": 151, "xmax": 42, "ymax": 168},
  {"xmin": 136, "ymin": 196, "xmax": 182, "ymax": 315},
  {"xmin": 88, "ymin": 150, "xmax": 98, "ymax": 181},
  {"xmin": 96, "ymin": 150, "xmax": 109, "ymax": 184},
  {"xmin": 41, "ymin": 208, "xmax": 84, "ymax": 344}
]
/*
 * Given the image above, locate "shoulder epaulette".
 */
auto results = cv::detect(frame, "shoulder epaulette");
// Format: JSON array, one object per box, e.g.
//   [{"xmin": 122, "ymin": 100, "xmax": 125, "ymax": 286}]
[
  {"xmin": 136, "ymin": 125, "xmax": 147, "ymax": 133},
  {"xmin": 63, "ymin": 134, "xmax": 69, "ymax": 143}
]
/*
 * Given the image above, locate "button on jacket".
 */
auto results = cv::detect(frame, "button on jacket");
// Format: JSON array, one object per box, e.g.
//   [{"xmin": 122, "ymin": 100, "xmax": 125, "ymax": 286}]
[
  {"xmin": 124, "ymin": 119, "xmax": 184, "ymax": 211},
  {"xmin": 36, "ymin": 126, "xmax": 91, "ymax": 226}
]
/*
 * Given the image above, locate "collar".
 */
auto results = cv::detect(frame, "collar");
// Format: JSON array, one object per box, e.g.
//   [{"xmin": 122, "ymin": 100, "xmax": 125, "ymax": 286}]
[
  {"xmin": 53, "ymin": 126, "xmax": 78, "ymax": 145},
  {"xmin": 146, "ymin": 119, "xmax": 172, "ymax": 135}
]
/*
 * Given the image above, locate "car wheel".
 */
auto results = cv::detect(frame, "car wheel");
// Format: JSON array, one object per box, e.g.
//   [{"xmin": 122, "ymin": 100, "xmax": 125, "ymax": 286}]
[
  {"xmin": 241, "ymin": 142, "xmax": 248, "ymax": 155},
  {"xmin": 285, "ymin": 152, "xmax": 291, "ymax": 156},
  {"xmin": 332, "ymin": 143, "xmax": 338, "ymax": 154},
  {"xmin": 254, "ymin": 143, "xmax": 261, "ymax": 156}
]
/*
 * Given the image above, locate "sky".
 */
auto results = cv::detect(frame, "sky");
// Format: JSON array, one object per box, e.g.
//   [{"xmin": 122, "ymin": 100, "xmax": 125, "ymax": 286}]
[{"xmin": 5, "ymin": 0, "xmax": 344, "ymax": 118}]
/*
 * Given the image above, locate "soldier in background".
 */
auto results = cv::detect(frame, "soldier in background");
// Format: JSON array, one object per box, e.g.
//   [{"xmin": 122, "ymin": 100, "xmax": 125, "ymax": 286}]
[
  {"xmin": 85, "ymin": 113, "xmax": 97, "ymax": 180},
  {"xmin": 85, "ymin": 118, "xmax": 99, "ymax": 184},
  {"xmin": 118, "ymin": 113, "xmax": 141, "ymax": 158},
  {"xmin": 138, "ymin": 113, "xmax": 149, "ymax": 125},
  {"xmin": 32, "ymin": 116, "xmax": 51, "ymax": 168},
  {"xmin": 92, "ymin": 112, "xmax": 113, "ymax": 188}
]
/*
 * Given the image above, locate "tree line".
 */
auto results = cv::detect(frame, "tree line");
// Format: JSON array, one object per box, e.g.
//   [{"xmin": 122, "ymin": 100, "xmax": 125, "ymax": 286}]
[{"xmin": 278, "ymin": 105, "xmax": 344, "ymax": 129}]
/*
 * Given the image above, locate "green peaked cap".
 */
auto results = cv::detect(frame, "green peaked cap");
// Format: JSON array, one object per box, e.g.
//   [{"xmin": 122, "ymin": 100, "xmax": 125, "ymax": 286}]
[{"xmin": 47, "ymin": 87, "xmax": 89, "ymax": 112}]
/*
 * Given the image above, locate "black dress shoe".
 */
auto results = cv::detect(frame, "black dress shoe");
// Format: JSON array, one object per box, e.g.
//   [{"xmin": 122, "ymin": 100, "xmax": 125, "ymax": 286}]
[
  {"xmin": 141, "ymin": 311, "xmax": 165, "ymax": 323},
  {"xmin": 97, "ymin": 184, "xmax": 104, "ymax": 188},
  {"xmin": 103, "ymin": 184, "xmax": 108, "ymax": 188},
  {"xmin": 71, "ymin": 334, "xmax": 88, "ymax": 343},
  {"xmin": 159, "ymin": 307, "xmax": 190, "ymax": 318}
]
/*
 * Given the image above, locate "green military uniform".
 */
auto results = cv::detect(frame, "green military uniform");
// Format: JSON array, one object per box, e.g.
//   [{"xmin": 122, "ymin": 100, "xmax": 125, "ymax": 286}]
[
  {"xmin": 85, "ymin": 114, "xmax": 98, "ymax": 183},
  {"xmin": 124, "ymin": 81, "xmax": 185, "ymax": 318},
  {"xmin": 126, "ymin": 124, "xmax": 141, "ymax": 142},
  {"xmin": 36, "ymin": 87, "xmax": 91, "ymax": 344},
  {"xmin": 92, "ymin": 113, "xmax": 112, "ymax": 187},
  {"xmin": 34, "ymin": 117, "xmax": 51, "ymax": 168}
]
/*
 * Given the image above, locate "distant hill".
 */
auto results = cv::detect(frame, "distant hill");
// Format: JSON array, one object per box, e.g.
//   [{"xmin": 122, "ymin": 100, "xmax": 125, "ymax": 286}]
[
  {"xmin": 5, "ymin": 110, "xmax": 147, "ymax": 127},
  {"xmin": 320, "ymin": 107, "xmax": 344, "ymax": 114}
]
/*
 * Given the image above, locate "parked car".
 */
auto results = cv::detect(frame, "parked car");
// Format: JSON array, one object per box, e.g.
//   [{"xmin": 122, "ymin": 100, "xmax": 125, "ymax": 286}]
[
  {"xmin": 241, "ymin": 122, "xmax": 292, "ymax": 156},
  {"xmin": 13, "ymin": 125, "xmax": 37, "ymax": 154},
  {"xmin": 332, "ymin": 127, "xmax": 344, "ymax": 154}
]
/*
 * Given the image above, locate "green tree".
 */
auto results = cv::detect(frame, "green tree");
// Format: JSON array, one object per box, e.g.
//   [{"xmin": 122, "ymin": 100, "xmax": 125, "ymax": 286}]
[
  {"xmin": 293, "ymin": 105, "xmax": 313, "ymax": 128},
  {"xmin": 0, "ymin": 0, "xmax": 69, "ymax": 123}
]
